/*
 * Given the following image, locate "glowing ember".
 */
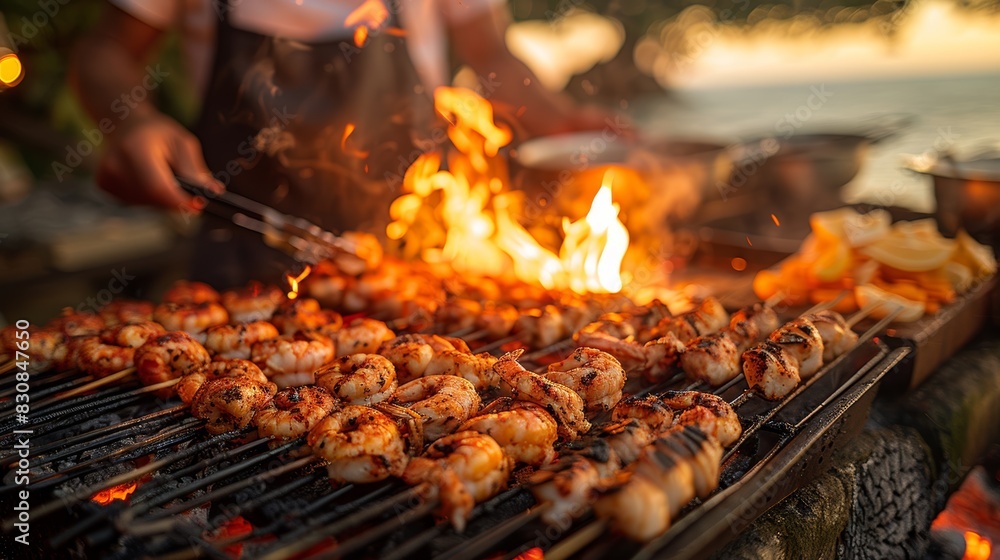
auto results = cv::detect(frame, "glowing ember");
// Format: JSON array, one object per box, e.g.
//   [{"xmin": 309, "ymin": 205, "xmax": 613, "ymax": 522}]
[
  {"xmin": 513, "ymin": 547, "xmax": 544, "ymax": 560},
  {"xmin": 344, "ymin": 0, "xmax": 389, "ymax": 47},
  {"xmin": 771, "ymin": 213, "xmax": 781, "ymax": 227},
  {"xmin": 90, "ymin": 482, "xmax": 138, "ymax": 505},
  {"xmin": 964, "ymin": 531, "xmax": 992, "ymax": 560},
  {"xmin": 387, "ymin": 87, "xmax": 631, "ymax": 294},
  {"xmin": 208, "ymin": 515, "xmax": 254, "ymax": 559},
  {"xmin": 285, "ymin": 265, "xmax": 312, "ymax": 300}
]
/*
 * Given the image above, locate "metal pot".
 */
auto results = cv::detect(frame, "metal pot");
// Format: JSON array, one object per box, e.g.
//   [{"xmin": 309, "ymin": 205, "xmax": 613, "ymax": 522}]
[
  {"xmin": 509, "ymin": 131, "xmax": 733, "ymax": 229},
  {"xmin": 724, "ymin": 115, "xmax": 914, "ymax": 221},
  {"xmin": 907, "ymin": 154, "xmax": 1000, "ymax": 245}
]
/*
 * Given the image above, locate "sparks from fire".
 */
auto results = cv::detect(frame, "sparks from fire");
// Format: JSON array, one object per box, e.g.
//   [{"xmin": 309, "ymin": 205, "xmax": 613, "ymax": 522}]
[
  {"xmin": 344, "ymin": 0, "xmax": 389, "ymax": 47},
  {"xmin": 386, "ymin": 87, "xmax": 631, "ymax": 294},
  {"xmin": 771, "ymin": 213, "xmax": 781, "ymax": 227},
  {"xmin": 285, "ymin": 265, "xmax": 313, "ymax": 300}
]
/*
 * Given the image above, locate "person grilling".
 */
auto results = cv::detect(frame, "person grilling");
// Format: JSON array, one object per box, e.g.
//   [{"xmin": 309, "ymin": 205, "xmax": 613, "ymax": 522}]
[{"xmin": 70, "ymin": 0, "xmax": 614, "ymax": 286}]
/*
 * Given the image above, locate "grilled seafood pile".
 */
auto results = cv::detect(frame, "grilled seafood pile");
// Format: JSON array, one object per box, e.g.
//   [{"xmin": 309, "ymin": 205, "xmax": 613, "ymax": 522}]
[{"xmin": 0, "ymin": 255, "xmax": 868, "ymax": 544}]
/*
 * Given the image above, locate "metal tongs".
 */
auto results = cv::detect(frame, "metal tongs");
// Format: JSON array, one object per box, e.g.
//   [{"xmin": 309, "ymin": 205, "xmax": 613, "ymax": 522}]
[{"xmin": 175, "ymin": 176, "xmax": 372, "ymax": 267}]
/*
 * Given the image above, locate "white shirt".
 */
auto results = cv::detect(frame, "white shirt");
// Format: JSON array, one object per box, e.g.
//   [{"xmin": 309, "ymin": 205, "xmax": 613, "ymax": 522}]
[{"xmin": 111, "ymin": 0, "xmax": 502, "ymax": 97}]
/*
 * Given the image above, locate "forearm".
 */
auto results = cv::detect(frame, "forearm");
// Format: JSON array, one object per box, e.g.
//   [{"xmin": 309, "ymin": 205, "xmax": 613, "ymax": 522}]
[{"xmin": 69, "ymin": 8, "xmax": 163, "ymax": 125}]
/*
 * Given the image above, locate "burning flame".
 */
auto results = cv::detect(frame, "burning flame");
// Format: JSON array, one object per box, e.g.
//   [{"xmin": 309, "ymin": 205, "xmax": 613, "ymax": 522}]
[
  {"xmin": 91, "ymin": 482, "xmax": 138, "ymax": 505},
  {"xmin": 387, "ymin": 87, "xmax": 631, "ymax": 294},
  {"xmin": 964, "ymin": 531, "xmax": 992, "ymax": 560},
  {"xmin": 285, "ymin": 265, "xmax": 312, "ymax": 300},
  {"xmin": 341, "ymin": 123, "xmax": 370, "ymax": 159},
  {"xmin": 344, "ymin": 0, "xmax": 389, "ymax": 47},
  {"xmin": 0, "ymin": 52, "xmax": 23, "ymax": 90},
  {"xmin": 560, "ymin": 172, "xmax": 629, "ymax": 293}
]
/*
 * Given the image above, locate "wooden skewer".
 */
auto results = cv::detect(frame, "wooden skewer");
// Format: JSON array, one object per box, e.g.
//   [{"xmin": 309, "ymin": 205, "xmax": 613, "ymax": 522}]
[
  {"xmin": 55, "ymin": 367, "xmax": 137, "ymax": 400},
  {"xmin": 846, "ymin": 302, "xmax": 883, "ymax": 329},
  {"xmin": 0, "ymin": 361, "xmax": 17, "ymax": 376}
]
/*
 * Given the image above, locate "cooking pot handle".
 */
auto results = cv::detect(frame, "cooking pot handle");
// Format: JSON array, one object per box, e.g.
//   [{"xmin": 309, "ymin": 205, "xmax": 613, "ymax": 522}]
[{"xmin": 862, "ymin": 113, "xmax": 916, "ymax": 144}]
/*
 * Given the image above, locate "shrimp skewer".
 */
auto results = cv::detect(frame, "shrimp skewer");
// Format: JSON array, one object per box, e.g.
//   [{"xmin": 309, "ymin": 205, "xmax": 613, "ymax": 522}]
[
  {"xmin": 394, "ymin": 375, "xmax": 481, "ymax": 441},
  {"xmin": 401, "ymin": 431, "xmax": 513, "ymax": 532},
  {"xmin": 458, "ymin": 398, "xmax": 558, "ymax": 467},
  {"xmin": 494, "ymin": 349, "xmax": 591, "ymax": 441},
  {"xmin": 307, "ymin": 405, "xmax": 409, "ymax": 484}
]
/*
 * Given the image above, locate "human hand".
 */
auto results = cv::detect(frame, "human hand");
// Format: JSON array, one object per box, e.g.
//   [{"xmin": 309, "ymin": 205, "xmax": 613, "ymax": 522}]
[{"xmin": 96, "ymin": 112, "xmax": 223, "ymax": 211}]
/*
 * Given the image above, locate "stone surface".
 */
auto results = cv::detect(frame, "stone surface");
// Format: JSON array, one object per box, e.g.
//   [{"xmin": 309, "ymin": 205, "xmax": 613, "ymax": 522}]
[{"xmin": 716, "ymin": 331, "xmax": 1000, "ymax": 559}]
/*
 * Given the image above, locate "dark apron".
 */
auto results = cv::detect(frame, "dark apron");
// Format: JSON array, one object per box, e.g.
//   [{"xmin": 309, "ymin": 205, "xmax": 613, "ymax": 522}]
[{"xmin": 191, "ymin": 2, "xmax": 431, "ymax": 288}]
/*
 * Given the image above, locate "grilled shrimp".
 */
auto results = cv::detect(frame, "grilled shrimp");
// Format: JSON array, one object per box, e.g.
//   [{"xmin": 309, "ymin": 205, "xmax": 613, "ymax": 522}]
[
  {"xmin": 804, "ymin": 310, "xmax": 857, "ymax": 361},
  {"xmin": 572, "ymin": 319, "xmax": 645, "ymax": 372},
  {"xmin": 163, "ymin": 280, "xmax": 220, "ymax": 304},
  {"xmin": 307, "ymin": 405, "xmax": 408, "ymax": 483},
  {"xmin": 377, "ymin": 334, "xmax": 492, "ymax": 388},
  {"xmin": 544, "ymin": 347, "xmax": 626, "ymax": 413},
  {"xmin": 657, "ymin": 297, "xmax": 729, "ymax": 343},
  {"xmin": 101, "ymin": 321, "xmax": 167, "ymax": 348},
  {"xmin": 18, "ymin": 329, "xmax": 68, "ymax": 372},
  {"xmin": 255, "ymin": 386, "xmax": 340, "ymax": 440},
  {"xmin": 612, "ymin": 394, "xmax": 674, "ymax": 434},
  {"xmin": 326, "ymin": 318, "xmax": 395, "ymax": 357},
  {"xmin": 191, "ymin": 375, "xmax": 277, "ymax": 435},
  {"xmin": 176, "ymin": 359, "xmax": 268, "ymax": 405},
  {"xmin": 530, "ymin": 438, "xmax": 622, "ymax": 526},
  {"xmin": 99, "ymin": 299, "xmax": 155, "ymax": 326},
  {"xmin": 204, "ymin": 321, "xmax": 280, "ymax": 360},
  {"xmin": 394, "ymin": 376, "xmax": 481, "ymax": 441},
  {"xmin": 458, "ymin": 398, "xmax": 558, "ymax": 466},
  {"xmin": 251, "ymin": 332, "xmax": 335, "ymax": 388},
  {"xmin": 478, "ymin": 302, "xmax": 519, "ymax": 338},
  {"xmin": 76, "ymin": 337, "xmax": 135, "ymax": 378},
  {"xmin": 134, "ymin": 332, "xmax": 212, "ymax": 395},
  {"xmin": 435, "ymin": 298, "xmax": 481, "ymax": 332},
  {"xmin": 514, "ymin": 305, "xmax": 568, "ymax": 348},
  {"xmin": 270, "ymin": 297, "xmax": 343, "ymax": 335},
  {"xmin": 221, "ymin": 282, "xmax": 285, "ymax": 323},
  {"xmin": 742, "ymin": 340, "xmax": 800, "ymax": 400},
  {"xmin": 153, "ymin": 301, "xmax": 229, "ymax": 342},
  {"xmin": 494, "ymin": 349, "xmax": 591, "ymax": 440},
  {"xmin": 77, "ymin": 322, "xmax": 166, "ymax": 378},
  {"xmin": 640, "ymin": 334, "xmax": 687, "ymax": 382},
  {"xmin": 679, "ymin": 332, "xmax": 741, "ymax": 387},
  {"xmin": 727, "ymin": 303, "xmax": 780, "ymax": 352},
  {"xmin": 46, "ymin": 308, "xmax": 105, "ymax": 337},
  {"xmin": 315, "ymin": 353, "xmax": 397, "ymax": 405},
  {"xmin": 660, "ymin": 390, "xmax": 742, "ymax": 446},
  {"xmin": 769, "ymin": 317, "xmax": 824, "ymax": 378},
  {"xmin": 401, "ymin": 431, "xmax": 512, "ymax": 532}
]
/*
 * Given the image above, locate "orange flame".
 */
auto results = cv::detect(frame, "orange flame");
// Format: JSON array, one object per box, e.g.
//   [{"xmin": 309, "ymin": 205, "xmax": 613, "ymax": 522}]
[
  {"xmin": 91, "ymin": 482, "xmax": 138, "ymax": 505},
  {"xmin": 345, "ymin": 0, "xmax": 389, "ymax": 47},
  {"xmin": 963, "ymin": 531, "xmax": 992, "ymax": 560},
  {"xmin": 285, "ymin": 265, "xmax": 312, "ymax": 300},
  {"xmin": 387, "ymin": 88, "xmax": 630, "ymax": 294},
  {"xmin": 341, "ymin": 123, "xmax": 370, "ymax": 159}
]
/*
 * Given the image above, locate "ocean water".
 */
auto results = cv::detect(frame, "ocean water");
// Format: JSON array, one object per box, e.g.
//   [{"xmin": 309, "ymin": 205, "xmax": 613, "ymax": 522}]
[{"xmin": 635, "ymin": 72, "xmax": 1000, "ymax": 213}]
